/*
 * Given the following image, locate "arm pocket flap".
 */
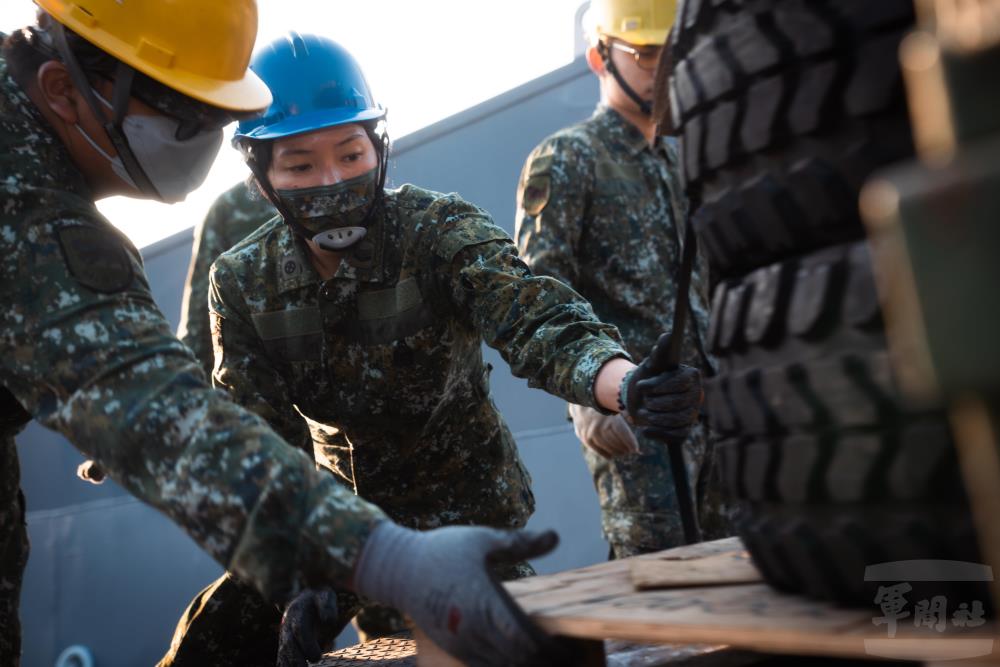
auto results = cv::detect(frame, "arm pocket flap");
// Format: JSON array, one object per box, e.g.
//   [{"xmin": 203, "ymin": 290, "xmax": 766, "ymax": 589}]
[
  {"xmin": 251, "ymin": 307, "xmax": 322, "ymax": 341},
  {"xmin": 357, "ymin": 278, "xmax": 423, "ymax": 321}
]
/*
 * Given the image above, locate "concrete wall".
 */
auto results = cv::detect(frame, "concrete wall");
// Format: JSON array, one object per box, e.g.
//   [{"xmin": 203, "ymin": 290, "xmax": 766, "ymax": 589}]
[{"xmin": 17, "ymin": 57, "xmax": 603, "ymax": 667}]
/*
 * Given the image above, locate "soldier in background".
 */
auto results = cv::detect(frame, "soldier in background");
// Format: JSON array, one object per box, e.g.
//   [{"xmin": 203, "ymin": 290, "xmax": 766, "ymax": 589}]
[
  {"xmin": 177, "ymin": 181, "xmax": 274, "ymax": 375},
  {"xmin": 515, "ymin": 0, "xmax": 728, "ymax": 558},
  {"xmin": 0, "ymin": 4, "xmax": 578, "ymax": 666}
]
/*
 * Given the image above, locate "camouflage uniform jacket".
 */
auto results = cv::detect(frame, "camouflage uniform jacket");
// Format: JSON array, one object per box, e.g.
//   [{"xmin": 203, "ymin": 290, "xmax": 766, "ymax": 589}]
[
  {"xmin": 0, "ymin": 53, "xmax": 386, "ymax": 604},
  {"xmin": 209, "ymin": 186, "xmax": 630, "ymax": 529},
  {"xmin": 515, "ymin": 105, "xmax": 713, "ymax": 370},
  {"xmin": 178, "ymin": 180, "xmax": 275, "ymax": 375}
]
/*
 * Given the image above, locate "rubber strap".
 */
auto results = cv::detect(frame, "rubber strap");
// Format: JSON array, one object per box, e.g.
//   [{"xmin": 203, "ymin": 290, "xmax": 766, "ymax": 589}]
[
  {"xmin": 647, "ymin": 215, "xmax": 698, "ymax": 372},
  {"xmin": 646, "ymin": 213, "xmax": 704, "ymax": 545},
  {"xmin": 600, "ymin": 42, "xmax": 652, "ymax": 116},
  {"xmin": 50, "ymin": 23, "xmax": 160, "ymax": 198}
]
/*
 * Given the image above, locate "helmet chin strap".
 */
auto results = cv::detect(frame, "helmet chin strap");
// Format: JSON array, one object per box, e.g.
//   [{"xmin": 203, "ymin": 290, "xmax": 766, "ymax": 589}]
[
  {"xmin": 49, "ymin": 21, "xmax": 162, "ymax": 198},
  {"xmin": 599, "ymin": 41, "xmax": 653, "ymax": 116}
]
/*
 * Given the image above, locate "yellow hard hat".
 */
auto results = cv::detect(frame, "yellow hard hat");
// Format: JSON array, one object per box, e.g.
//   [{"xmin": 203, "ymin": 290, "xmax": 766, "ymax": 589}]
[
  {"xmin": 33, "ymin": 0, "xmax": 272, "ymax": 113},
  {"xmin": 587, "ymin": 0, "xmax": 678, "ymax": 46}
]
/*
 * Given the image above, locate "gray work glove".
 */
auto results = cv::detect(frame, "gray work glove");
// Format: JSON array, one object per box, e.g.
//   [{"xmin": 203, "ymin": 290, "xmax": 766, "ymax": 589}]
[
  {"xmin": 277, "ymin": 589, "xmax": 340, "ymax": 667},
  {"xmin": 76, "ymin": 460, "xmax": 106, "ymax": 484},
  {"xmin": 353, "ymin": 522, "xmax": 569, "ymax": 666},
  {"xmin": 568, "ymin": 403, "xmax": 639, "ymax": 458},
  {"xmin": 620, "ymin": 352, "xmax": 702, "ymax": 445}
]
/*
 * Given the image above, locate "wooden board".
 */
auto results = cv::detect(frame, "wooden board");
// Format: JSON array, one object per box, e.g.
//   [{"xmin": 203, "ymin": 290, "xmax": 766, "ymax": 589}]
[
  {"xmin": 321, "ymin": 635, "xmax": 751, "ymax": 667},
  {"xmin": 506, "ymin": 537, "xmax": 1000, "ymax": 662},
  {"xmin": 630, "ymin": 548, "xmax": 762, "ymax": 590}
]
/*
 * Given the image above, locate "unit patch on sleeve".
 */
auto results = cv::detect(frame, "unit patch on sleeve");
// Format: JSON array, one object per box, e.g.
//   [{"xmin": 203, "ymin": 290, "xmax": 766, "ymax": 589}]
[{"xmin": 57, "ymin": 225, "xmax": 134, "ymax": 293}]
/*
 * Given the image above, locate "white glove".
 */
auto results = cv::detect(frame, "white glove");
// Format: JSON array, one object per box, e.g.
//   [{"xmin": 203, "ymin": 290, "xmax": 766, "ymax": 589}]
[{"xmin": 568, "ymin": 404, "xmax": 639, "ymax": 459}]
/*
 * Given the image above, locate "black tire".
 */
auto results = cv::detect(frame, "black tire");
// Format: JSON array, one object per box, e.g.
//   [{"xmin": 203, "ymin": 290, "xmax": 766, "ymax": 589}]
[
  {"xmin": 670, "ymin": 0, "xmax": 916, "ymax": 278},
  {"xmin": 705, "ymin": 240, "xmax": 984, "ymax": 605}
]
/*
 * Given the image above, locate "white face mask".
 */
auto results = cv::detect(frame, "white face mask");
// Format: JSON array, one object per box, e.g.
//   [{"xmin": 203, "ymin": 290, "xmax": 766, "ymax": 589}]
[{"xmin": 75, "ymin": 90, "xmax": 223, "ymax": 203}]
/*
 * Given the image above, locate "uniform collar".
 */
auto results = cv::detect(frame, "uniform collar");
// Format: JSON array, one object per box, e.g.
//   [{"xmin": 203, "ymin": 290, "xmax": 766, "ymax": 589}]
[
  {"xmin": 276, "ymin": 200, "xmax": 389, "ymax": 294},
  {"xmin": 592, "ymin": 104, "xmax": 651, "ymax": 157},
  {"xmin": 653, "ymin": 134, "xmax": 681, "ymax": 169}
]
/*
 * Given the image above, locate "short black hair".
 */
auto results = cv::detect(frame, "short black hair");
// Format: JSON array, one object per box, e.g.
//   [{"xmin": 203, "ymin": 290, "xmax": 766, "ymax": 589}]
[
  {"xmin": 238, "ymin": 139, "xmax": 274, "ymax": 202},
  {"xmin": 3, "ymin": 28, "xmax": 56, "ymax": 91}
]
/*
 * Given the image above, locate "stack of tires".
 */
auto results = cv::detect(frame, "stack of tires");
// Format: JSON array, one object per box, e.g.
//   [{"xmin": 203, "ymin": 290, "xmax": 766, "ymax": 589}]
[{"xmin": 671, "ymin": 0, "xmax": 982, "ymax": 604}]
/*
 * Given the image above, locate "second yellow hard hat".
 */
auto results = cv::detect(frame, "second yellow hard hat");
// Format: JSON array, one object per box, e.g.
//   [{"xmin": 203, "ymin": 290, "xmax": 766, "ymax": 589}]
[{"xmin": 587, "ymin": 0, "xmax": 678, "ymax": 46}]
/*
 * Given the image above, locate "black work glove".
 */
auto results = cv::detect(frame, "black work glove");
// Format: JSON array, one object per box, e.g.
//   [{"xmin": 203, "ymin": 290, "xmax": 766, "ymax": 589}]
[
  {"xmin": 353, "ymin": 522, "xmax": 572, "ymax": 666},
  {"xmin": 620, "ymin": 336, "xmax": 703, "ymax": 445},
  {"xmin": 277, "ymin": 589, "xmax": 339, "ymax": 667}
]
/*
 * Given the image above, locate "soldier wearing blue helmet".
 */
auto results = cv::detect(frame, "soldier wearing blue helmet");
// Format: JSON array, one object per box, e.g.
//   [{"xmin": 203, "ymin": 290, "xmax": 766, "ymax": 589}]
[{"xmin": 161, "ymin": 33, "xmax": 706, "ymax": 667}]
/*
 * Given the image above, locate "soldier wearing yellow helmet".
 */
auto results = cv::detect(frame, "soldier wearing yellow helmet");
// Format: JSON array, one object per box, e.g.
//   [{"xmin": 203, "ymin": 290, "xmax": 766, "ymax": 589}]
[
  {"xmin": 0, "ymin": 3, "xmax": 568, "ymax": 665},
  {"xmin": 516, "ymin": 0, "xmax": 732, "ymax": 559},
  {"xmin": 586, "ymin": 0, "xmax": 676, "ymax": 117}
]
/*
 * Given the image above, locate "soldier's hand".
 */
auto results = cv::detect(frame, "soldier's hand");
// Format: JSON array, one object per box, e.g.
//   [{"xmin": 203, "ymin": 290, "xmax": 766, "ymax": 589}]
[
  {"xmin": 569, "ymin": 404, "xmax": 639, "ymax": 458},
  {"xmin": 620, "ymin": 343, "xmax": 702, "ymax": 445},
  {"xmin": 353, "ymin": 522, "xmax": 571, "ymax": 666},
  {"xmin": 277, "ymin": 589, "xmax": 340, "ymax": 667},
  {"xmin": 76, "ymin": 460, "xmax": 106, "ymax": 485}
]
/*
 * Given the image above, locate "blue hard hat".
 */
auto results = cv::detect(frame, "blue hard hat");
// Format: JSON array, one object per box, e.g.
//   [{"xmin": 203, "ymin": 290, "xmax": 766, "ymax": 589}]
[{"xmin": 234, "ymin": 32, "xmax": 385, "ymax": 142}]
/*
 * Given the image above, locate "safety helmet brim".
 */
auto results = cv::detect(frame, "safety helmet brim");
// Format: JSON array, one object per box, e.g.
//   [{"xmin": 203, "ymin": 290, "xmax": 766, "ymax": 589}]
[
  {"xmin": 139, "ymin": 64, "xmax": 272, "ymax": 113},
  {"xmin": 57, "ymin": 23, "xmax": 272, "ymax": 112},
  {"xmin": 237, "ymin": 106, "xmax": 386, "ymax": 142},
  {"xmin": 601, "ymin": 28, "xmax": 669, "ymax": 46}
]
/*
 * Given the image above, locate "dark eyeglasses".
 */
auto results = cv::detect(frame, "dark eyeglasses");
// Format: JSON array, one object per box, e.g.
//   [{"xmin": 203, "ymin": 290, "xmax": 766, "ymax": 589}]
[{"xmin": 609, "ymin": 40, "xmax": 663, "ymax": 71}]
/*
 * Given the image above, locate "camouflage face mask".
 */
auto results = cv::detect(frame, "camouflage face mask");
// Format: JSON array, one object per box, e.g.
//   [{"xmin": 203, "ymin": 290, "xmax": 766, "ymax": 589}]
[{"xmin": 275, "ymin": 168, "xmax": 378, "ymax": 250}]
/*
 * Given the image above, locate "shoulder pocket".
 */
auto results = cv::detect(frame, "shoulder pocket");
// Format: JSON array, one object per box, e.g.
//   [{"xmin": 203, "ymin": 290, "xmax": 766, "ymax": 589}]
[
  {"xmin": 57, "ymin": 225, "xmax": 135, "ymax": 294},
  {"xmin": 345, "ymin": 277, "xmax": 437, "ymax": 344},
  {"xmin": 594, "ymin": 161, "xmax": 646, "ymax": 197}
]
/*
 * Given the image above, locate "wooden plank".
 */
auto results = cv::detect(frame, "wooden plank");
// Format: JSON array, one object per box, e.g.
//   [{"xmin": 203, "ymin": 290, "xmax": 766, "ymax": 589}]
[
  {"xmin": 411, "ymin": 628, "xmax": 607, "ymax": 666},
  {"xmin": 604, "ymin": 641, "xmax": 758, "ymax": 667},
  {"xmin": 951, "ymin": 396, "xmax": 1000, "ymax": 614},
  {"xmin": 630, "ymin": 549, "xmax": 762, "ymax": 590},
  {"xmin": 507, "ymin": 538, "xmax": 1000, "ymax": 661},
  {"xmin": 320, "ymin": 635, "xmax": 750, "ymax": 667},
  {"xmin": 507, "ymin": 539, "xmax": 746, "ymax": 611}
]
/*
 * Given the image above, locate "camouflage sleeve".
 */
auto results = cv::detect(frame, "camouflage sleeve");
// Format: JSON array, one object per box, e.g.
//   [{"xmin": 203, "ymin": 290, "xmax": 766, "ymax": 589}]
[
  {"xmin": 177, "ymin": 202, "xmax": 232, "ymax": 376},
  {"xmin": 207, "ymin": 257, "xmax": 313, "ymax": 454},
  {"xmin": 432, "ymin": 199, "xmax": 630, "ymax": 409},
  {"xmin": 0, "ymin": 214, "xmax": 386, "ymax": 604},
  {"xmin": 177, "ymin": 184, "xmax": 275, "ymax": 378},
  {"xmin": 514, "ymin": 135, "xmax": 592, "ymax": 288}
]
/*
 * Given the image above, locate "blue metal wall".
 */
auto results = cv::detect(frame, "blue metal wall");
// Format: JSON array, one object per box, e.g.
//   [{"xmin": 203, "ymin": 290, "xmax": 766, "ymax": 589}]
[{"xmin": 17, "ymin": 57, "xmax": 604, "ymax": 666}]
